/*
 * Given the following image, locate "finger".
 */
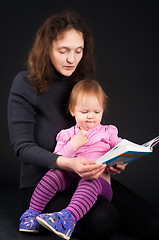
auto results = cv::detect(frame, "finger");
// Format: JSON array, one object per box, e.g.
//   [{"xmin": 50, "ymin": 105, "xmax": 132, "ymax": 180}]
[
  {"xmin": 107, "ymin": 166, "xmax": 121, "ymax": 175},
  {"xmin": 81, "ymin": 165, "xmax": 105, "ymax": 179},
  {"xmin": 84, "ymin": 168, "xmax": 105, "ymax": 180},
  {"xmin": 78, "ymin": 130, "xmax": 86, "ymax": 137},
  {"xmin": 92, "ymin": 168, "xmax": 106, "ymax": 179},
  {"xmin": 83, "ymin": 163, "xmax": 105, "ymax": 172},
  {"xmin": 115, "ymin": 164, "xmax": 126, "ymax": 171}
]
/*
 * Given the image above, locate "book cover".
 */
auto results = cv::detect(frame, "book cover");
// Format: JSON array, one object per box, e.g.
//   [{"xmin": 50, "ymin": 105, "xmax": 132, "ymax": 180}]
[{"xmin": 95, "ymin": 136, "xmax": 159, "ymax": 166}]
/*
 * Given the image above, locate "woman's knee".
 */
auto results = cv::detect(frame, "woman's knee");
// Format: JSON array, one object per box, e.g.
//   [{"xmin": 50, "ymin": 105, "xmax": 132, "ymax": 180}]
[{"xmin": 73, "ymin": 196, "xmax": 121, "ymax": 239}]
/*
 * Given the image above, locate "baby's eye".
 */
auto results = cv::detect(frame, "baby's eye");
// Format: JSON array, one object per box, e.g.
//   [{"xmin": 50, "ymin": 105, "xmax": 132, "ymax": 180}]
[{"xmin": 81, "ymin": 111, "xmax": 88, "ymax": 114}]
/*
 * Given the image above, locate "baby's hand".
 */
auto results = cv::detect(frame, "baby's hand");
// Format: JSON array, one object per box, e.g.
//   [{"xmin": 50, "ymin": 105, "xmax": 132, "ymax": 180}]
[{"xmin": 70, "ymin": 130, "xmax": 88, "ymax": 150}]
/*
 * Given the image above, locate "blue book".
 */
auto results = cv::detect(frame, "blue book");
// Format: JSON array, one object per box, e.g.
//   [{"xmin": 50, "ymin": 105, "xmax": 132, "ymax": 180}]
[{"xmin": 95, "ymin": 136, "xmax": 159, "ymax": 166}]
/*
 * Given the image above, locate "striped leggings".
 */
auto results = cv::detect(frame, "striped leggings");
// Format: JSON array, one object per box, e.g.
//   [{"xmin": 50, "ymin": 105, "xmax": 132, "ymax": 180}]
[{"xmin": 29, "ymin": 169, "xmax": 113, "ymax": 221}]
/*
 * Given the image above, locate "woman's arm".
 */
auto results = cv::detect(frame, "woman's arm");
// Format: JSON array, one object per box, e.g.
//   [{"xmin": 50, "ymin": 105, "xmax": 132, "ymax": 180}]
[
  {"xmin": 7, "ymin": 72, "xmax": 58, "ymax": 169},
  {"xmin": 56, "ymin": 155, "xmax": 106, "ymax": 180},
  {"xmin": 8, "ymin": 72, "xmax": 104, "ymax": 177}
]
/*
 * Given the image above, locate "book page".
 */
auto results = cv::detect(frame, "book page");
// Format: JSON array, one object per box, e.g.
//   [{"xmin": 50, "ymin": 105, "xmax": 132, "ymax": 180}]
[{"xmin": 142, "ymin": 136, "xmax": 159, "ymax": 148}]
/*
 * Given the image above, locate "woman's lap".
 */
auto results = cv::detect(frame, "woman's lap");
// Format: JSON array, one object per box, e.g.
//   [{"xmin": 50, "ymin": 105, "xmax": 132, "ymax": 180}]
[
  {"xmin": 20, "ymin": 185, "xmax": 120, "ymax": 239},
  {"xmin": 19, "ymin": 178, "xmax": 159, "ymax": 239}
]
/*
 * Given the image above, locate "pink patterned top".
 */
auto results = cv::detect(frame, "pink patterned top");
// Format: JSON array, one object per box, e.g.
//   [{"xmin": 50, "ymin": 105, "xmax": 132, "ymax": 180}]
[{"xmin": 54, "ymin": 124, "xmax": 122, "ymax": 161}]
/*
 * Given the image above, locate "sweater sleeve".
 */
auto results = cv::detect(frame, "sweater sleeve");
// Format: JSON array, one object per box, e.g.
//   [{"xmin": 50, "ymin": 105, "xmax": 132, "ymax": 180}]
[
  {"xmin": 54, "ymin": 129, "xmax": 77, "ymax": 157},
  {"xmin": 7, "ymin": 72, "xmax": 58, "ymax": 170},
  {"xmin": 106, "ymin": 125, "xmax": 122, "ymax": 148}
]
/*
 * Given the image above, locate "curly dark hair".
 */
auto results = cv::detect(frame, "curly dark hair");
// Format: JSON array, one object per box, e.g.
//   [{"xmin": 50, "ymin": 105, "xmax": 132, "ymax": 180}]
[{"xmin": 27, "ymin": 10, "xmax": 95, "ymax": 94}]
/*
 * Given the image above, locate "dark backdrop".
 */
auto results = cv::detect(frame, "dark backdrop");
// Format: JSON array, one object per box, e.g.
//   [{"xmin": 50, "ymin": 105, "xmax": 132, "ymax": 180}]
[{"xmin": 1, "ymin": 0, "xmax": 159, "ymax": 207}]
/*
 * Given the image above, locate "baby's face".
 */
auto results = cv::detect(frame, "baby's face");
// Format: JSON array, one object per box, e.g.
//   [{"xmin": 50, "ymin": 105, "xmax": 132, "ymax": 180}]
[{"xmin": 72, "ymin": 95, "xmax": 104, "ymax": 131}]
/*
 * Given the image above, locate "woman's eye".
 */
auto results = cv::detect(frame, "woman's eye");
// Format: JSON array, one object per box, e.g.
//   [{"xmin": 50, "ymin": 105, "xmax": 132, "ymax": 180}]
[
  {"xmin": 59, "ymin": 49, "xmax": 67, "ymax": 54},
  {"xmin": 76, "ymin": 48, "xmax": 83, "ymax": 54},
  {"xmin": 59, "ymin": 51, "xmax": 66, "ymax": 54}
]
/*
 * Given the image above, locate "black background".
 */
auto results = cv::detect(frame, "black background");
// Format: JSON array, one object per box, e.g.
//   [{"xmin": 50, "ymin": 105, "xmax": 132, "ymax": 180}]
[{"xmin": 1, "ymin": 0, "xmax": 159, "ymax": 207}]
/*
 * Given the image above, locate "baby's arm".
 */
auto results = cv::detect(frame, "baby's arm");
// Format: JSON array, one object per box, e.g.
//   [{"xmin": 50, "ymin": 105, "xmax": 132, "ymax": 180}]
[
  {"xmin": 54, "ymin": 130, "xmax": 88, "ymax": 157},
  {"xmin": 70, "ymin": 130, "xmax": 88, "ymax": 150}
]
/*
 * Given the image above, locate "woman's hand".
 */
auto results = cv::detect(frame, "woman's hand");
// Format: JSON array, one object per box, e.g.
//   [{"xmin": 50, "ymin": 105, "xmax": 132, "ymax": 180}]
[
  {"xmin": 73, "ymin": 157, "xmax": 106, "ymax": 180},
  {"xmin": 56, "ymin": 156, "xmax": 106, "ymax": 180},
  {"xmin": 106, "ymin": 163, "xmax": 128, "ymax": 175}
]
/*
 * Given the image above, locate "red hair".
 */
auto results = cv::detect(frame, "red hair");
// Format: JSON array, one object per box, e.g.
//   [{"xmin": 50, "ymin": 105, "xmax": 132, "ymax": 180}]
[
  {"xmin": 27, "ymin": 10, "xmax": 95, "ymax": 93},
  {"xmin": 69, "ymin": 79, "xmax": 108, "ymax": 113}
]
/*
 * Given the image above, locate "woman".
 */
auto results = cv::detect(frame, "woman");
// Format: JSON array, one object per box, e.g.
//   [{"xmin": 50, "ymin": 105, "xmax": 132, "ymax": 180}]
[{"xmin": 8, "ymin": 10, "xmax": 159, "ymax": 239}]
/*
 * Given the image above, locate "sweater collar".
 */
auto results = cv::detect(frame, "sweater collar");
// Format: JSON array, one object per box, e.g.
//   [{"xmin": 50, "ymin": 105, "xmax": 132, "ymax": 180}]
[{"xmin": 53, "ymin": 69, "xmax": 70, "ymax": 83}]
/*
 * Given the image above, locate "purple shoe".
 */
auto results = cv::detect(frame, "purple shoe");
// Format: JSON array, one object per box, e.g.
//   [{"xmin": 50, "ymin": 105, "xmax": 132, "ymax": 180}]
[
  {"xmin": 19, "ymin": 209, "xmax": 40, "ymax": 233},
  {"xmin": 36, "ymin": 209, "xmax": 76, "ymax": 239}
]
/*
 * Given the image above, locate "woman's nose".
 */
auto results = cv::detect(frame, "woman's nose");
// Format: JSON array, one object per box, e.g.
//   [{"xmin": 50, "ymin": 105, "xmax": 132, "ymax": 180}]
[{"xmin": 66, "ymin": 52, "xmax": 75, "ymax": 64}]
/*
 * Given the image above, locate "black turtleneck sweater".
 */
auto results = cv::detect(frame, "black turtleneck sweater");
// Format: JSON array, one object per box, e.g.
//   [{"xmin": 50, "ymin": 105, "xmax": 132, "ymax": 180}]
[{"xmin": 8, "ymin": 71, "xmax": 75, "ymax": 188}]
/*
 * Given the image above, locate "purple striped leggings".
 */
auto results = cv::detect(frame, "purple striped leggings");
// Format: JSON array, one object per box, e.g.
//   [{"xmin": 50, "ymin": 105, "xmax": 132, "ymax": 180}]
[{"xmin": 29, "ymin": 169, "xmax": 113, "ymax": 221}]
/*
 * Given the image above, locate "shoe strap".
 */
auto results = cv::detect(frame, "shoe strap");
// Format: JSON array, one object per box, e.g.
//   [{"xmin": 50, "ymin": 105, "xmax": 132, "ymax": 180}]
[
  {"xmin": 20, "ymin": 209, "xmax": 40, "ymax": 221},
  {"xmin": 55, "ymin": 210, "xmax": 76, "ymax": 229}
]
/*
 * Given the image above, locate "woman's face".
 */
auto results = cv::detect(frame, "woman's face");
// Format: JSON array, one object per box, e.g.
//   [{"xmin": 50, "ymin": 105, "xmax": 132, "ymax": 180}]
[{"xmin": 50, "ymin": 29, "xmax": 84, "ymax": 76}]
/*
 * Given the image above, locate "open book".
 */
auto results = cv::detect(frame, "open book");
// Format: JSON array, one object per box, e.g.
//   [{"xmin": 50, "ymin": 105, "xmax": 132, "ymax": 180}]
[{"xmin": 95, "ymin": 136, "xmax": 159, "ymax": 166}]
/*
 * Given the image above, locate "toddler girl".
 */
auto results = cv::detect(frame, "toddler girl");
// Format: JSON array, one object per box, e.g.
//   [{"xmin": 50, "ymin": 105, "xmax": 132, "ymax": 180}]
[{"xmin": 19, "ymin": 79, "xmax": 122, "ymax": 239}]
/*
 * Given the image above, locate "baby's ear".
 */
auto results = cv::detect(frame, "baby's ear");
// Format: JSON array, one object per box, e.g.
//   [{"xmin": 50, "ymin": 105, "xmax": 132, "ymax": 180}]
[
  {"xmin": 70, "ymin": 110, "xmax": 75, "ymax": 117},
  {"xmin": 69, "ymin": 105, "xmax": 75, "ymax": 117}
]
